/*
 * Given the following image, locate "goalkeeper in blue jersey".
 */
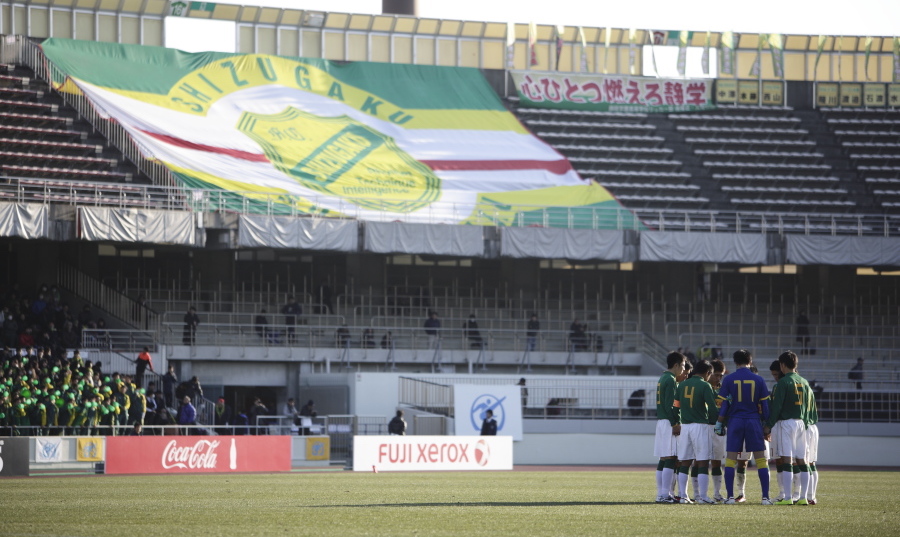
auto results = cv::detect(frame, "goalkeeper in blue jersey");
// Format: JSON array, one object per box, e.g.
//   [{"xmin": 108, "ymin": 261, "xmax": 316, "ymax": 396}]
[{"xmin": 715, "ymin": 349, "xmax": 774, "ymax": 505}]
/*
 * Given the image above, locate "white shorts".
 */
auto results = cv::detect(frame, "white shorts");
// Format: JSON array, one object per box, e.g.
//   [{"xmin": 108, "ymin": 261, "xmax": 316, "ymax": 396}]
[
  {"xmin": 805, "ymin": 424, "xmax": 819, "ymax": 462},
  {"xmin": 712, "ymin": 433, "xmax": 726, "ymax": 460},
  {"xmin": 654, "ymin": 419, "xmax": 678, "ymax": 458},
  {"xmin": 677, "ymin": 423, "xmax": 713, "ymax": 461},
  {"xmin": 775, "ymin": 419, "xmax": 808, "ymax": 460},
  {"xmin": 768, "ymin": 422, "xmax": 781, "ymax": 459}
]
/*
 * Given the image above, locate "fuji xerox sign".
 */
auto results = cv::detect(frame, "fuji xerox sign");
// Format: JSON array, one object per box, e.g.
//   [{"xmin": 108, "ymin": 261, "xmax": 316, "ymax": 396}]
[{"xmin": 353, "ymin": 436, "xmax": 513, "ymax": 472}]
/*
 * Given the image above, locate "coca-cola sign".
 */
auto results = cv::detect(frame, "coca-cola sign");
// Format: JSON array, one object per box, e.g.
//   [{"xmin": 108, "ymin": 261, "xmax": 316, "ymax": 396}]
[
  {"xmin": 106, "ymin": 436, "xmax": 291, "ymax": 474},
  {"xmin": 162, "ymin": 439, "xmax": 221, "ymax": 469}
]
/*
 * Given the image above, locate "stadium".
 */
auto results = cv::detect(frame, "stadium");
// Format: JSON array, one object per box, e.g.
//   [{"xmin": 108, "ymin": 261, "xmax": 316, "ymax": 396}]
[{"xmin": 0, "ymin": 0, "xmax": 899, "ymax": 534}]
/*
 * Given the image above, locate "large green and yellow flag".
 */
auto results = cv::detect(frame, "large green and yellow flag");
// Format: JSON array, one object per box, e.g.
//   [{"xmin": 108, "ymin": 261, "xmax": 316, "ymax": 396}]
[{"xmin": 40, "ymin": 38, "xmax": 640, "ymax": 229}]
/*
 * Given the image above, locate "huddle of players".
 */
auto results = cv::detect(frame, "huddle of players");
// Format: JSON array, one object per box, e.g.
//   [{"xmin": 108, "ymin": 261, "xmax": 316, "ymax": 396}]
[{"xmin": 654, "ymin": 348, "xmax": 819, "ymax": 505}]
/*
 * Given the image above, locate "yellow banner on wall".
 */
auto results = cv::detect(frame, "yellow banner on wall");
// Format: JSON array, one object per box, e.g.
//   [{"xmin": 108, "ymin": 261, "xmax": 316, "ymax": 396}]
[
  {"xmin": 306, "ymin": 436, "xmax": 330, "ymax": 461},
  {"xmin": 816, "ymin": 83, "xmax": 839, "ymax": 107},
  {"xmin": 864, "ymin": 84, "xmax": 886, "ymax": 107},
  {"xmin": 76, "ymin": 438, "xmax": 104, "ymax": 461},
  {"xmin": 715, "ymin": 79, "xmax": 737, "ymax": 104},
  {"xmin": 840, "ymin": 84, "xmax": 863, "ymax": 107},
  {"xmin": 738, "ymin": 80, "xmax": 759, "ymax": 104},
  {"xmin": 761, "ymin": 81, "xmax": 784, "ymax": 106},
  {"xmin": 889, "ymin": 84, "xmax": 900, "ymax": 107}
]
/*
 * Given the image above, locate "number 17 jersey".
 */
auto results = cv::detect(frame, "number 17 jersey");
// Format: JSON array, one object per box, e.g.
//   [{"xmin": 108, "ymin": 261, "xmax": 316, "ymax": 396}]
[{"xmin": 717, "ymin": 366, "xmax": 770, "ymax": 421}]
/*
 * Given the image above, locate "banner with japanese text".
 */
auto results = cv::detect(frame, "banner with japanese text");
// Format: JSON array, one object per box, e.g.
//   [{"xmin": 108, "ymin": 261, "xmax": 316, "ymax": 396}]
[{"xmin": 512, "ymin": 71, "xmax": 714, "ymax": 113}]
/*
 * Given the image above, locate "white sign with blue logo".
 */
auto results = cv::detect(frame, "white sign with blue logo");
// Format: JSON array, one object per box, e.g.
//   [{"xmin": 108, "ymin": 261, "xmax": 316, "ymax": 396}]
[
  {"xmin": 453, "ymin": 385, "xmax": 523, "ymax": 441},
  {"xmin": 35, "ymin": 437, "xmax": 63, "ymax": 462}
]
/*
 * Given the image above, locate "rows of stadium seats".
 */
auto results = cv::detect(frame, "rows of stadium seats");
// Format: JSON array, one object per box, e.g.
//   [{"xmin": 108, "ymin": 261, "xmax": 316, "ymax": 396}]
[
  {"xmin": 514, "ymin": 106, "xmax": 708, "ymax": 210},
  {"xmin": 821, "ymin": 107, "xmax": 900, "ymax": 213},
  {"xmin": 511, "ymin": 101, "xmax": 881, "ymax": 215},
  {"xmin": 0, "ymin": 63, "xmax": 151, "ymax": 202}
]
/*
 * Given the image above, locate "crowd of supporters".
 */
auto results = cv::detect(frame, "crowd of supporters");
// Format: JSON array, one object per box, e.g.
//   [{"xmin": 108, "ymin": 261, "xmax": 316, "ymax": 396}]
[{"xmin": 0, "ymin": 345, "xmax": 179, "ymax": 436}]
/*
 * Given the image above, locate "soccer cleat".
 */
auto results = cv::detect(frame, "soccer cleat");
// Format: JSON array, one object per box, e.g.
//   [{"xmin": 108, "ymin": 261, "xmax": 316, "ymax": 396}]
[
  {"xmin": 774, "ymin": 499, "xmax": 794, "ymax": 506},
  {"xmin": 713, "ymin": 495, "xmax": 725, "ymax": 503},
  {"xmin": 809, "ymin": 499, "xmax": 817, "ymax": 505},
  {"xmin": 724, "ymin": 497, "xmax": 737, "ymax": 505},
  {"xmin": 696, "ymin": 497, "xmax": 716, "ymax": 504},
  {"xmin": 761, "ymin": 498, "xmax": 774, "ymax": 505},
  {"xmin": 677, "ymin": 497, "xmax": 694, "ymax": 504},
  {"xmin": 735, "ymin": 495, "xmax": 746, "ymax": 503},
  {"xmin": 795, "ymin": 499, "xmax": 809, "ymax": 505},
  {"xmin": 656, "ymin": 495, "xmax": 677, "ymax": 504}
]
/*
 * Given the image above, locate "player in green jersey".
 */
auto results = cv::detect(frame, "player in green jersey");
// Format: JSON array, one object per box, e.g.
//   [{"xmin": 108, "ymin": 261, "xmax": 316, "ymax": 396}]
[
  {"xmin": 674, "ymin": 360, "xmax": 718, "ymax": 504},
  {"xmin": 765, "ymin": 351, "xmax": 813, "ymax": 506},
  {"xmin": 654, "ymin": 351, "xmax": 686, "ymax": 503}
]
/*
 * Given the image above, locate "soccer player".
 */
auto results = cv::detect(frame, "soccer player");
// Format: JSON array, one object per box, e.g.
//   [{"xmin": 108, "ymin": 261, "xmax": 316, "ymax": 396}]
[
  {"xmin": 674, "ymin": 360, "xmax": 718, "ymax": 504},
  {"xmin": 768, "ymin": 359, "xmax": 785, "ymax": 501},
  {"xmin": 764, "ymin": 351, "xmax": 813, "ymax": 506},
  {"xmin": 654, "ymin": 351, "xmax": 686, "ymax": 503},
  {"xmin": 708, "ymin": 359, "xmax": 727, "ymax": 502},
  {"xmin": 715, "ymin": 349, "xmax": 774, "ymax": 505},
  {"xmin": 805, "ymin": 391, "xmax": 820, "ymax": 505}
]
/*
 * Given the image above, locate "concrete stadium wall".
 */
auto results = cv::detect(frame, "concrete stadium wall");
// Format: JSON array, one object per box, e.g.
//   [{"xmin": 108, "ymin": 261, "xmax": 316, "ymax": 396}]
[{"xmin": 515, "ymin": 433, "xmax": 900, "ymax": 467}]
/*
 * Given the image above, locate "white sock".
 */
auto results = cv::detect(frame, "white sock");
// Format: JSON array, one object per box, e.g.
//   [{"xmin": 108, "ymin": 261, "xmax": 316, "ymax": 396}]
[
  {"xmin": 799, "ymin": 470, "xmax": 809, "ymax": 500},
  {"xmin": 678, "ymin": 471, "xmax": 689, "ymax": 499},
  {"xmin": 661, "ymin": 467, "xmax": 675, "ymax": 497},
  {"xmin": 656, "ymin": 469, "xmax": 663, "ymax": 497},
  {"xmin": 691, "ymin": 475, "xmax": 699, "ymax": 498},
  {"xmin": 712, "ymin": 473, "xmax": 722, "ymax": 497},
  {"xmin": 809, "ymin": 468, "xmax": 818, "ymax": 500},
  {"xmin": 774, "ymin": 470, "xmax": 783, "ymax": 499},
  {"xmin": 782, "ymin": 471, "xmax": 793, "ymax": 501},
  {"xmin": 698, "ymin": 473, "xmax": 710, "ymax": 500},
  {"xmin": 736, "ymin": 471, "xmax": 746, "ymax": 496},
  {"xmin": 792, "ymin": 470, "xmax": 801, "ymax": 501}
]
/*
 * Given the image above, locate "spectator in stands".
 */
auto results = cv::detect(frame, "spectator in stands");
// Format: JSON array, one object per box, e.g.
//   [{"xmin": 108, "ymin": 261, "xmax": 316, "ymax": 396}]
[
  {"xmin": 214, "ymin": 396, "xmax": 233, "ymax": 435},
  {"xmin": 95, "ymin": 319, "xmax": 111, "ymax": 348},
  {"xmin": 627, "ymin": 389, "xmax": 646, "ymax": 417},
  {"xmin": 182, "ymin": 306, "xmax": 200, "ymax": 346},
  {"xmin": 248, "ymin": 397, "xmax": 269, "ymax": 435},
  {"xmin": 77, "ymin": 305, "xmax": 93, "ymax": 330},
  {"xmin": 60, "ymin": 321, "xmax": 78, "ymax": 349},
  {"xmin": 463, "ymin": 314, "xmax": 483, "ymax": 349},
  {"xmin": 282, "ymin": 397, "xmax": 299, "ymax": 425},
  {"xmin": 186, "ymin": 376, "xmax": 204, "ymax": 404},
  {"xmin": 518, "ymin": 378, "xmax": 528, "ymax": 409},
  {"xmin": 135, "ymin": 346, "xmax": 153, "ymax": 388},
  {"xmin": 796, "ymin": 310, "xmax": 811, "ymax": 354},
  {"xmin": 177, "ymin": 395, "xmax": 197, "ymax": 435},
  {"xmin": 2, "ymin": 314, "xmax": 17, "ymax": 348},
  {"xmin": 388, "ymin": 410, "xmax": 407, "ymax": 435},
  {"xmin": 381, "ymin": 331, "xmax": 394, "ymax": 350},
  {"xmin": 569, "ymin": 320, "xmax": 587, "ymax": 352},
  {"xmin": 255, "ymin": 309, "xmax": 277, "ymax": 345},
  {"xmin": 335, "ymin": 324, "xmax": 351, "ymax": 348},
  {"xmin": 526, "ymin": 314, "xmax": 539, "ymax": 352},
  {"xmin": 162, "ymin": 364, "xmax": 177, "ymax": 408},
  {"xmin": 480, "ymin": 409, "xmax": 497, "ymax": 436},
  {"xmin": 300, "ymin": 399, "xmax": 317, "ymax": 418},
  {"xmin": 281, "ymin": 296, "xmax": 302, "ymax": 344},
  {"xmin": 362, "ymin": 328, "xmax": 376, "ymax": 349},
  {"xmin": 424, "ymin": 312, "xmax": 441, "ymax": 349},
  {"xmin": 128, "ymin": 422, "xmax": 143, "ymax": 436},
  {"xmin": 848, "ymin": 357, "xmax": 864, "ymax": 390}
]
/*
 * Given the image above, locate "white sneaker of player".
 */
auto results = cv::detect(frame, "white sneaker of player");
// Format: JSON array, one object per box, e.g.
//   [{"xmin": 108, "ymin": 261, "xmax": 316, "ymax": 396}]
[
  {"xmin": 713, "ymin": 495, "xmax": 725, "ymax": 503},
  {"xmin": 678, "ymin": 497, "xmax": 694, "ymax": 504},
  {"xmin": 696, "ymin": 497, "xmax": 716, "ymax": 504},
  {"xmin": 724, "ymin": 497, "xmax": 737, "ymax": 505},
  {"xmin": 761, "ymin": 498, "xmax": 775, "ymax": 505}
]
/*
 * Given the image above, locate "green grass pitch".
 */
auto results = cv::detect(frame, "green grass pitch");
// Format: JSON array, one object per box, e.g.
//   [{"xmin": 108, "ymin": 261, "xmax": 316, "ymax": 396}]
[{"xmin": 0, "ymin": 468, "xmax": 894, "ymax": 536}]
